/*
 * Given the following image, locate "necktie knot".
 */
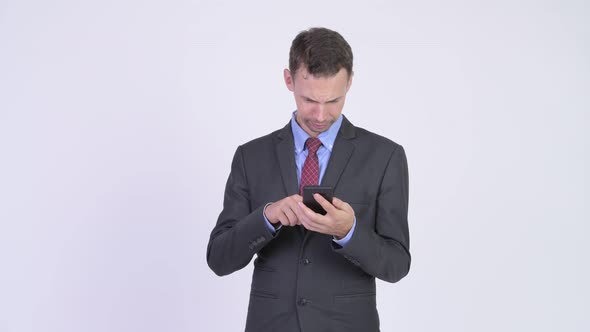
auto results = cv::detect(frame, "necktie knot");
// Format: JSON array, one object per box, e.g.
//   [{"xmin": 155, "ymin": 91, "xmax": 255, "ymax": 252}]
[{"xmin": 305, "ymin": 137, "xmax": 322, "ymax": 155}]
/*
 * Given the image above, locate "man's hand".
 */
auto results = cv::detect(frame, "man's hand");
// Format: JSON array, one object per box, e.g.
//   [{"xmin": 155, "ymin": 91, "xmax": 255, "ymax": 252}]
[
  {"xmin": 297, "ymin": 194, "xmax": 355, "ymax": 239},
  {"xmin": 264, "ymin": 195, "xmax": 304, "ymax": 227}
]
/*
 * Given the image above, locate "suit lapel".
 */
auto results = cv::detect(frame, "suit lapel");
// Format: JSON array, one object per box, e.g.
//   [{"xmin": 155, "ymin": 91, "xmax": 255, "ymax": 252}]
[
  {"xmin": 275, "ymin": 122, "xmax": 299, "ymax": 196},
  {"xmin": 320, "ymin": 115, "xmax": 356, "ymax": 190}
]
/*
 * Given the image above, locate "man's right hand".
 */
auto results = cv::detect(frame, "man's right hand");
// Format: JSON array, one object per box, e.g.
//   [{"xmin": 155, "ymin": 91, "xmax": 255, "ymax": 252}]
[{"xmin": 264, "ymin": 195, "xmax": 303, "ymax": 227}]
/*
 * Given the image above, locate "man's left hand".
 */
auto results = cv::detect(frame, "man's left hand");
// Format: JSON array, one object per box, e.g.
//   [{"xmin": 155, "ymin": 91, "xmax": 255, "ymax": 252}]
[{"xmin": 297, "ymin": 194, "xmax": 355, "ymax": 239}]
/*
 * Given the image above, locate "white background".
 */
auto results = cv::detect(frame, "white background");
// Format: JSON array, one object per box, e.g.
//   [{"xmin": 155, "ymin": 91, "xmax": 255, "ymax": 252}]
[{"xmin": 0, "ymin": 0, "xmax": 588, "ymax": 331}]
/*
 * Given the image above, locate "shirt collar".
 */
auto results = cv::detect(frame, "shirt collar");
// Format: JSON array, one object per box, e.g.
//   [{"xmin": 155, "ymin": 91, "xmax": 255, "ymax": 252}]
[{"xmin": 291, "ymin": 111, "xmax": 343, "ymax": 154}]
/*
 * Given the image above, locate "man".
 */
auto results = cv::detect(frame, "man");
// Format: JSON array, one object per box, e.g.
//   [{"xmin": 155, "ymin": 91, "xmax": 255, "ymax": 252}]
[{"xmin": 207, "ymin": 27, "xmax": 410, "ymax": 332}]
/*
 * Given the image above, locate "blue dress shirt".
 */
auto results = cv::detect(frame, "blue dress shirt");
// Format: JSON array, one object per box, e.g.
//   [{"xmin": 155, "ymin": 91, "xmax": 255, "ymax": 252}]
[{"xmin": 263, "ymin": 112, "xmax": 357, "ymax": 246}]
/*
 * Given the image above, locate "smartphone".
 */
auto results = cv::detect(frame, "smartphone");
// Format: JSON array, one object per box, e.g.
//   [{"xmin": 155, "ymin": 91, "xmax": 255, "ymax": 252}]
[{"xmin": 302, "ymin": 186, "xmax": 334, "ymax": 215}]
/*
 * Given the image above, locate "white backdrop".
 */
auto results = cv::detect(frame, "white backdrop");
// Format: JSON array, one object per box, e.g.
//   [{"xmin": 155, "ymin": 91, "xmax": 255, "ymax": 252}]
[{"xmin": 0, "ymin": 0, "xmax": 588, "ymax": 331}]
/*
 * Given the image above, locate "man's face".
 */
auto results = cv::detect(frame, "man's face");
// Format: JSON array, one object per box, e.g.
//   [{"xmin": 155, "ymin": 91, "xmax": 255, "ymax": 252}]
[{"xmin": 284, "ymin": 66, "xmax": 352, "ymax": 137}]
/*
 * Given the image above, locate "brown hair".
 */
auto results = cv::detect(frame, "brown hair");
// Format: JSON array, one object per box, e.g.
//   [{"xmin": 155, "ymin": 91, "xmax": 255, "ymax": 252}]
[{"xmin": 289, "ymin": 27, "xmax": 353, "ymax": 79}]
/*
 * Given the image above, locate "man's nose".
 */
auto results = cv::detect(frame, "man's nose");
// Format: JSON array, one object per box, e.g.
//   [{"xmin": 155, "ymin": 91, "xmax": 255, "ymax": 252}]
[{"xmin": 316, "ymin": 105, "xmax": 327, "ymax": 121}]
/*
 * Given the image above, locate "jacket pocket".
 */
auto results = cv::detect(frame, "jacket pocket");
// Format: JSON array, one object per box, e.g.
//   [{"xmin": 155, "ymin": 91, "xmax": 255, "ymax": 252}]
[
  {"xmin": 332, "ymin": 292, "xmax": 379, "ymax": 331},
  {"xmin": 251, "ymin": 266, "xmax": 278, "ymax": 299},
  {"xmin": 254, "ymin": 265, "xmax": 275, "ymax": 272},
  {"xmin": 250, "ymin": 289, "xmax": 278, "ymax": 299},
  {"xmin": 334, "ymin": 291, "xmax": 376, "ymax": 304}
]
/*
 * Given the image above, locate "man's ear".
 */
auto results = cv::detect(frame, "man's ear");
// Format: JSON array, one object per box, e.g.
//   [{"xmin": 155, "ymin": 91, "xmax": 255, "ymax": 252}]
[{"xmin": 284, "ymin": 68, "xmax": 295, "ymax": 92}]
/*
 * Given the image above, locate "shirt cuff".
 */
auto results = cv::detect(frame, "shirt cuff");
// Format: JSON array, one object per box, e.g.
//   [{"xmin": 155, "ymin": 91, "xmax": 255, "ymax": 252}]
[
  {"xmin": 263, "ymin": 203, "xmax": 281, "ymax": 234},
  {"xmin": 332, "ymin": 217, "xmax": 356, "ymax": 247}
]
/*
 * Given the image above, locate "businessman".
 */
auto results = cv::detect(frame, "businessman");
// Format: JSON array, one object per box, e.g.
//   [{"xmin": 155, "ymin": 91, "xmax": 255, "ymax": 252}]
[{"xmin": 207, "ymin": 27, "xmax": 410, "ymax": 332}]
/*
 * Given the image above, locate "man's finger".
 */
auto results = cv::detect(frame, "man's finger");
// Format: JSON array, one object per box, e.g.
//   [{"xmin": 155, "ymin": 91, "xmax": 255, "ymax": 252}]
[
  {"xmin": 284, "ymin": 207, "xmax": 298, "ymax": 225},
  {"xmin": 278, "ymin": 213, "xmax": 289, "ymax": 226},
  {"xmin": 332, "ymin": 197, "xmax": 344, "ymax": 209},
  {"xmin": 295, "ymin": 205, "xmax": 313, "ymax": 228},
  {"xmin": 332, "ymin": 197, "xmax": 354, "ymax": 214},
  {"xmin": 314, "ymin": 193, "xmax": 337, "ymax": 214},
  {"xmin": 297, "ymin": 202, "xmax": 325, "ymax": 228},
  {"xmin": 298, "ymin": 201, "xmax": 317, "ymax": 218},
  {"xmin": 300, "ymin": 214, "xmax": 322, "ymax": 233}
]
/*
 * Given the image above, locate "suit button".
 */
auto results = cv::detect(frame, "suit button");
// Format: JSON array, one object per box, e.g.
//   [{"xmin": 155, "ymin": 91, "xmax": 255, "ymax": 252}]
[
  {"xmin": 298, "ymin": 298, "xmax": 309, "ymax": 306},
  {"xmin": 301, "ymin": 258, "xmax": 311, "ymax": 265}
]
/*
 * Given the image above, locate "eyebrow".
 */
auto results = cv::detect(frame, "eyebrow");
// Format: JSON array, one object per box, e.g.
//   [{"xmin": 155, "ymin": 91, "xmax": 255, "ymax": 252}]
[{"xmin": 303, "ymin": 96, "xmax": 342, "ymax": 103}]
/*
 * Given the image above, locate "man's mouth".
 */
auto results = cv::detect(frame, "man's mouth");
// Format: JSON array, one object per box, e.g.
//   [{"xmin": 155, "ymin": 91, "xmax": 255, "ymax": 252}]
[{"xmin": 311, "ymin": 122, "xmax": 327, "ymax": 130}]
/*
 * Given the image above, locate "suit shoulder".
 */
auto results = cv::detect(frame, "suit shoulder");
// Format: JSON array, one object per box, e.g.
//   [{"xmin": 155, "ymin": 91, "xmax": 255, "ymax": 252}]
[
  {"xmin": 353, "ymin": 125, "xmax": 403, "ymax": 153},
  {"xmin": 237, "ymin": 128, "xmax": 282, "ymax": 153}
]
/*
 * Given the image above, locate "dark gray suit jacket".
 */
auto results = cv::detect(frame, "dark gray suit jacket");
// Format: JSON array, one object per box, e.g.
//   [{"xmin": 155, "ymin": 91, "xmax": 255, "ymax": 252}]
[{"xmin": 207, "ymin": 116, "xmax": 410, "ymax": 332}]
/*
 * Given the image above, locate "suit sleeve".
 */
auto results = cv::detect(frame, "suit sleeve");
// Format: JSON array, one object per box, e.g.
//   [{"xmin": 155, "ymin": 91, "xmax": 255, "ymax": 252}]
[
  {"xmin": 334, "ymin": 144, "xmax": 411, "ymax": 283},
  {"xmin": 206, "ymin": 145, "xmax": 276, "ymax": 276}
]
